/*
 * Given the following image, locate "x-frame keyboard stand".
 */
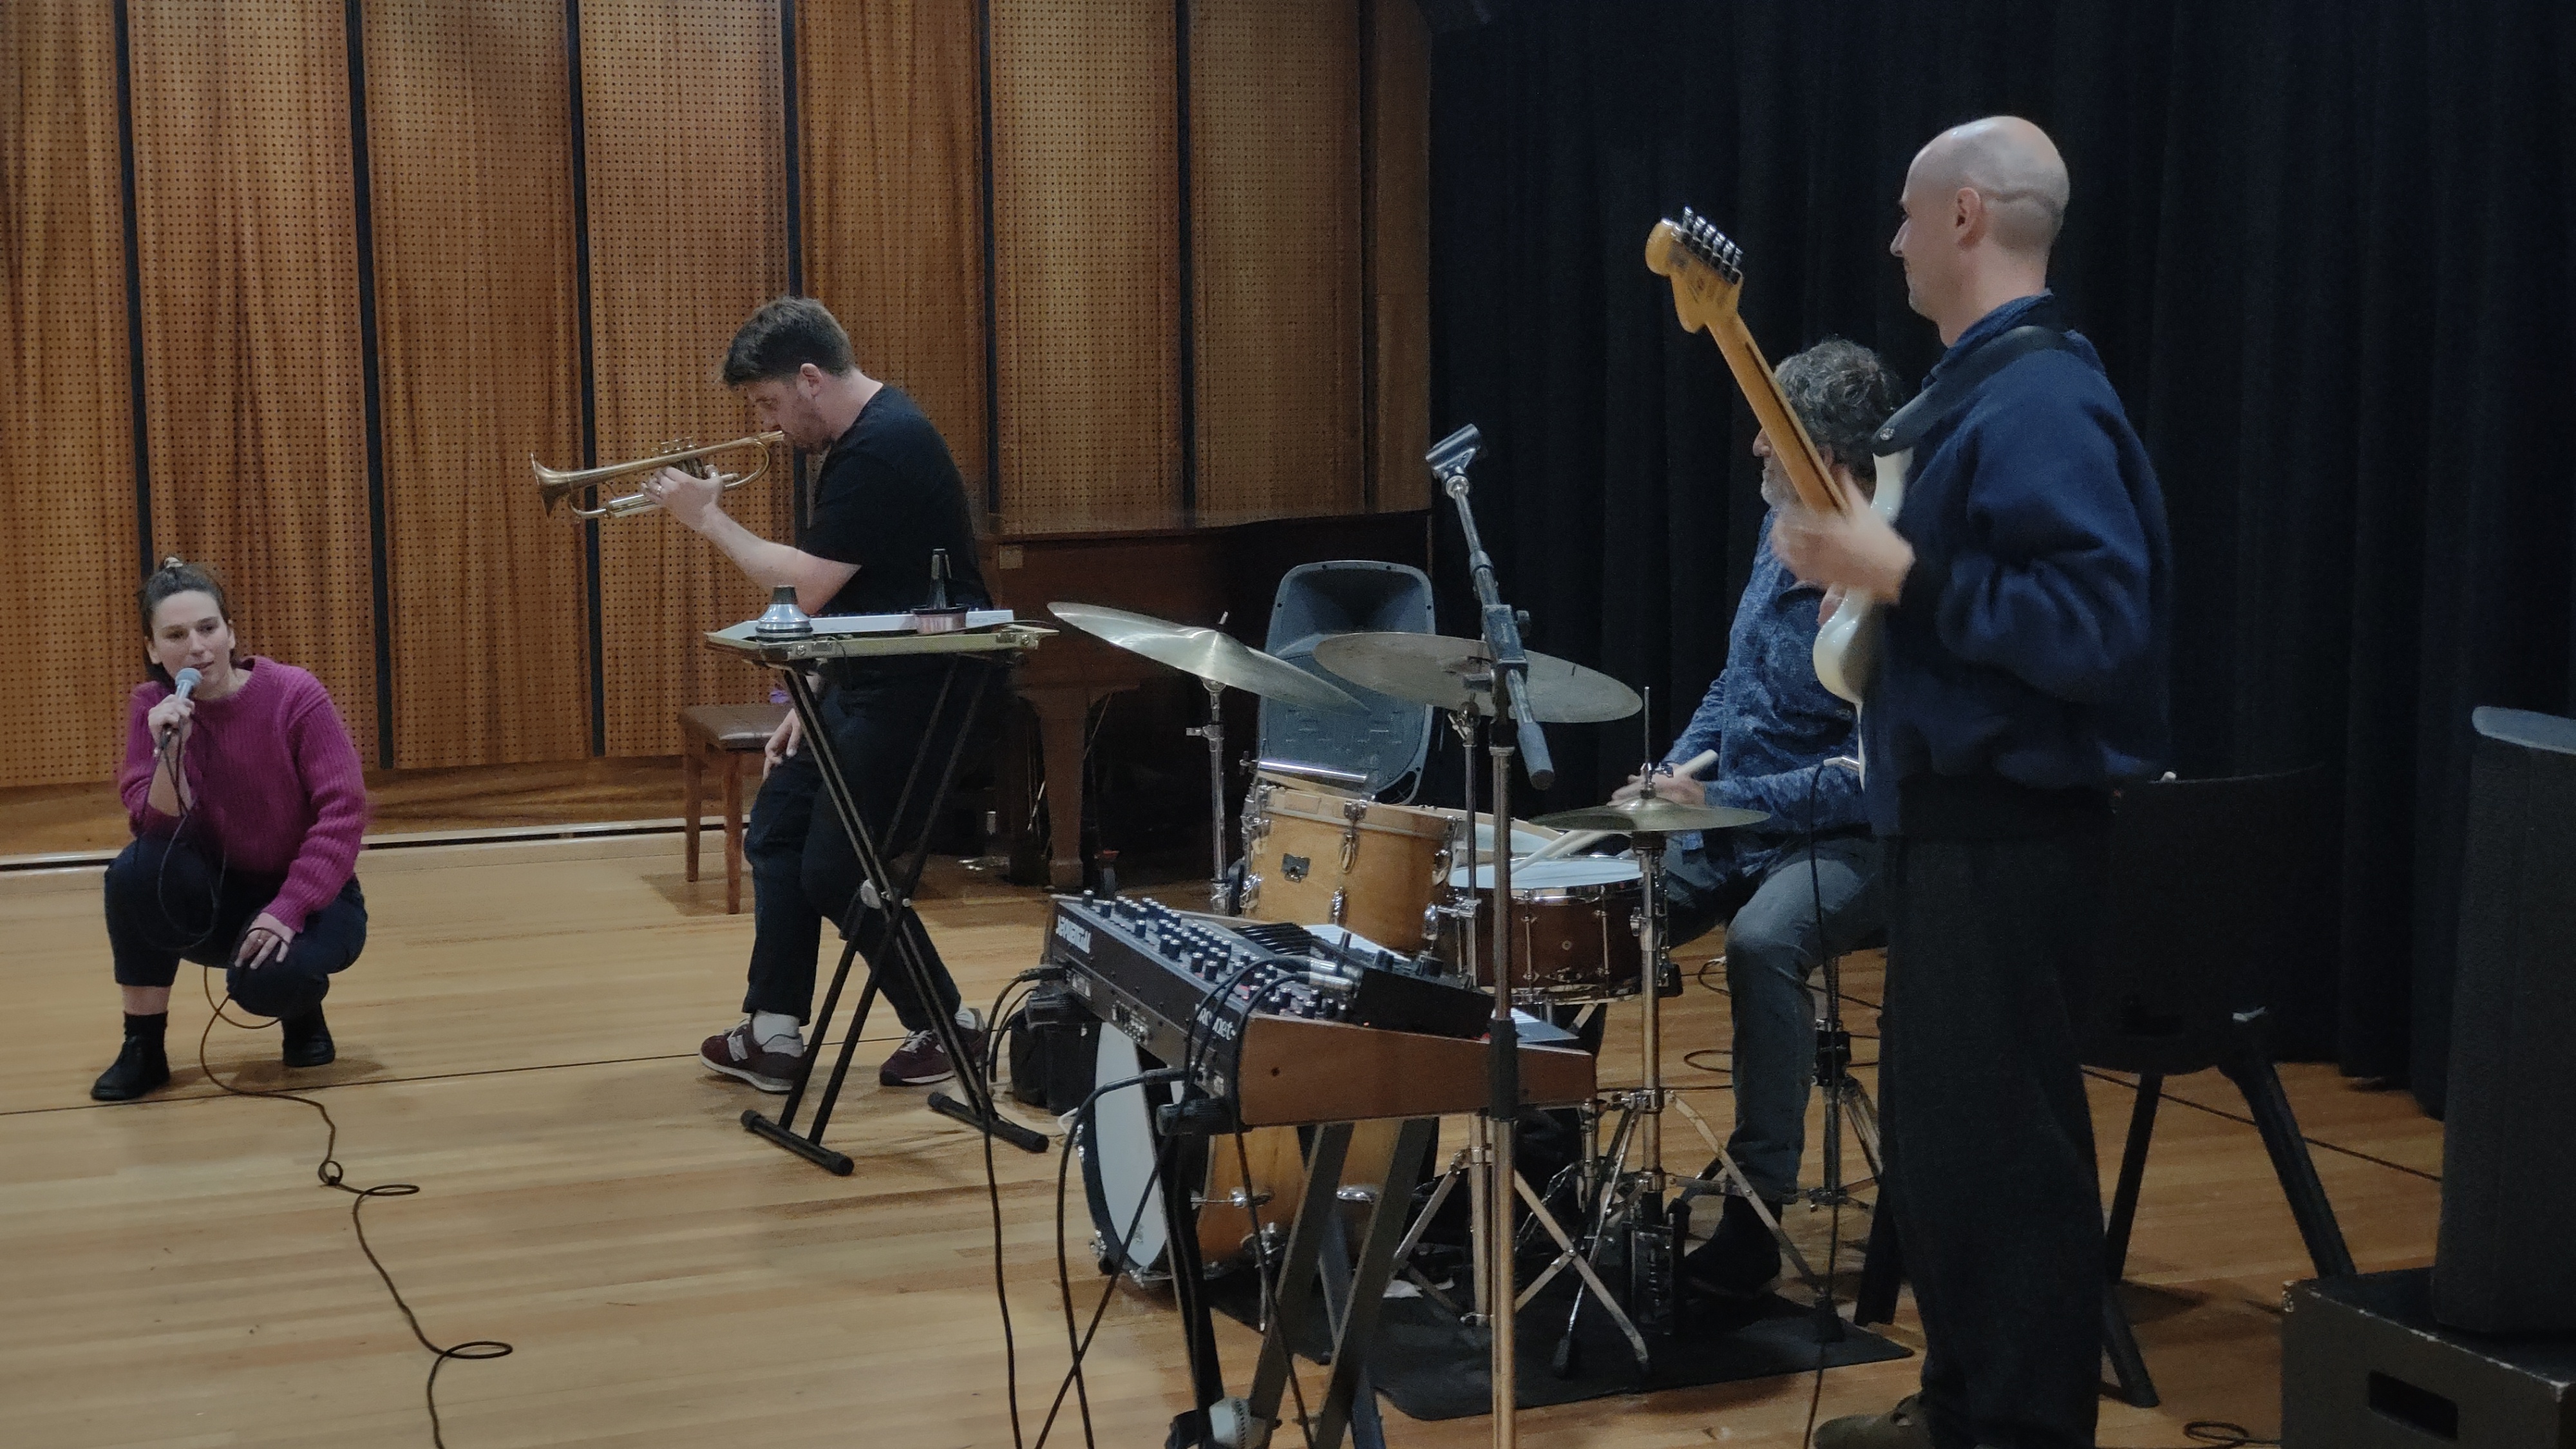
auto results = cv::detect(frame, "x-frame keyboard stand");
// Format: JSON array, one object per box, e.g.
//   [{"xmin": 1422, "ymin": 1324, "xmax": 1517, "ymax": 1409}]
[{"xmin": 706, "ymin": 618, "xmax": 1055, "ymax": 1171}]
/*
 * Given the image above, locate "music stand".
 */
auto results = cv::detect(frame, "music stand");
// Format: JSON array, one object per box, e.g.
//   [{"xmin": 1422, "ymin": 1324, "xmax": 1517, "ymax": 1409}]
[{"xmin": 705, "ymin": 616, "xmax": 1055, "ymax": 1171}]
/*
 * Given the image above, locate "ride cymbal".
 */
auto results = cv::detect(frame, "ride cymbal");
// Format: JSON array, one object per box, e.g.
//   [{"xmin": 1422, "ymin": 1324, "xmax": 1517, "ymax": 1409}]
[
  {"xmin": 1311, "ymin": 632, "xmax": 1642, "ymax": 723},
  {"xmin": 1046, "ymin": 602, "xmax": 1362, "ymax": 713}
]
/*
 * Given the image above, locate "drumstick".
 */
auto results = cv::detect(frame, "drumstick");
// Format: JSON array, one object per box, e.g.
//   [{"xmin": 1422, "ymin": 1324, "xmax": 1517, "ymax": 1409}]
[{"xmin": 1520, "ymin": 749, "xmax": 1719, "ymax": 863}]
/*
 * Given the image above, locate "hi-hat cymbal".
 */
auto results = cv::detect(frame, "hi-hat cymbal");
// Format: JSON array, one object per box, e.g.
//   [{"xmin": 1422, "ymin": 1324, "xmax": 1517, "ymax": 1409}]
[
  {"xmin": 1047, "ymin": 602, "xmax": 1362, "ymax": 714},
  {"xmin": 1311, "ymin": 632, "xmax": 1642, "ymax": 723},
  {"xmin": 1532, "ymin": 796, "xmax": 1770, "ymax": 835}
]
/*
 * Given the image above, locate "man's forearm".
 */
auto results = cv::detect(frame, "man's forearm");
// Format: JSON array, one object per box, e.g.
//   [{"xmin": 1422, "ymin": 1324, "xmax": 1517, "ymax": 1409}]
[
  {"xmin": 694, "ymin": 509, "xmax": 805, "ymax": 588},
  {"xmin": 688, "ymin": 509, "xmax": 857, "ymax": 614}
]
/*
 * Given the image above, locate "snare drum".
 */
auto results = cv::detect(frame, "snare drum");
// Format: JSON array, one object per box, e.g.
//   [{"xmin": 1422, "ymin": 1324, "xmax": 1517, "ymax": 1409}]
[
  {"xmin": 1435, "ymin": 857, "xmax": 1645, "ymax": 1003},
  {"xmin": 1239, "ymin": 781, "xmax": 1452, "ymax": 951}
]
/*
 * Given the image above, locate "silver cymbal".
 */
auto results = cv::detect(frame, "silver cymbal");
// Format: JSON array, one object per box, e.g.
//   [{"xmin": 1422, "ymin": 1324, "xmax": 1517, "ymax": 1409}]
[
  {"xmin": 1531, "ymin": 796, "xmax": 1769, "ymax": 835},
  {"xmin": 1046, "ymin": 602, "xmax": 1363, "ymax": 714},
  {"xmin": 1311, "ymin": 632, "xmax": 1642, "ymax": 723}
]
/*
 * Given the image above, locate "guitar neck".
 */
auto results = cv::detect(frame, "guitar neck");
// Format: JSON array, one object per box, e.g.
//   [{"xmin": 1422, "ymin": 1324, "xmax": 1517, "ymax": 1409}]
[{"xmin": 1704, "ymin": 314, "xmax": 1843, "ymax": 515}]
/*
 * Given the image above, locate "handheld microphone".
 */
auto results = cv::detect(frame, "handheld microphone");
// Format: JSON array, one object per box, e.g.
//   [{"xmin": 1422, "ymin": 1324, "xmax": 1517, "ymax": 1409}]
[{"xmin": 160, "ymin": 667, "xmax": 202, "ymax": 745}]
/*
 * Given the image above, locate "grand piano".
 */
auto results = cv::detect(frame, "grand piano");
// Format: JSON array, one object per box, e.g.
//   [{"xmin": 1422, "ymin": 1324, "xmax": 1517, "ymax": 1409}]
[{"xmin": 980, "ymin": 512, "xmax": 1430, "ymax": 888}]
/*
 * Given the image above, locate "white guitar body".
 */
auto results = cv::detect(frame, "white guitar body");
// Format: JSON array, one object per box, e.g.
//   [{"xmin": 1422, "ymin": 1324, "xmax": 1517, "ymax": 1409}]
[{"xmin": 1812, "ymin": 448, "xmax": 1911, "ymax": 707}]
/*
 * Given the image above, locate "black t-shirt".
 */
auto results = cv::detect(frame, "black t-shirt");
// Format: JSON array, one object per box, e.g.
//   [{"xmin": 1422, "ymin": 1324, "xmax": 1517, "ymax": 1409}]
[{"xmin": 801, "ymin": 386, "xmax": 989, "ymax": 617}]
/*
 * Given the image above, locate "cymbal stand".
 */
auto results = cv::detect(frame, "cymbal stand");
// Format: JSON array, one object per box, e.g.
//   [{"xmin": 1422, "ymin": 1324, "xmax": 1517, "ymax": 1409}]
[
  {"xmin": 1186, "ymin": 676, "xmax": 1235, "ymax": 914},
  {"xmin": 1428, "ymin": 422, "xmax": 1555, "ymax": 1448}
]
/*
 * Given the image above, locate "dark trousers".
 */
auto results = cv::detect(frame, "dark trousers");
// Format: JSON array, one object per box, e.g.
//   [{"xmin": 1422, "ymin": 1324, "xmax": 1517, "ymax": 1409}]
[
  {"xmin": 1878, "ymin": 783, "xmax": 2110, "ymax": 1449},
  {"xmin": 1664, "ymin": 834, "xmax": 1886, "ymax": 1203},
  {"xmin": 743, "ymin": 666, "xmax": 989, "ymax": 1032},
  {"xmin": 106, "ymin": 835, "xmax": 367, "ymax": 1020}
]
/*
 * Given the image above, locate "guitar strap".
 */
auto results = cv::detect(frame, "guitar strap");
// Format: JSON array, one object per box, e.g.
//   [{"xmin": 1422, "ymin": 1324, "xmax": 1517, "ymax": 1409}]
[{"xmin": 1870, "ymin": 314, "xmax": 2074, "ymax": 459}]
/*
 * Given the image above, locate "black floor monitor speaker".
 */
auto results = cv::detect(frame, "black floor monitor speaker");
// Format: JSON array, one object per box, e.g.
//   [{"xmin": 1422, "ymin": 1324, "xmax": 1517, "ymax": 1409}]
[
  {"xmin": 2284, "ymin": 1272, "xmax": 2576, "ymax": 1447},
  {"xmin": 2437, "ymin": 706, "xmax": 2576, "ymax": 1334}
]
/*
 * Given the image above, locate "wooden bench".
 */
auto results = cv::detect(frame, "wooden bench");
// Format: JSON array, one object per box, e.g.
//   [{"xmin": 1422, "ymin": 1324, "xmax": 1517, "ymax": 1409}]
[{"xmin": 679, "ymin": 703, "xmax": 788, "ymax": 913}]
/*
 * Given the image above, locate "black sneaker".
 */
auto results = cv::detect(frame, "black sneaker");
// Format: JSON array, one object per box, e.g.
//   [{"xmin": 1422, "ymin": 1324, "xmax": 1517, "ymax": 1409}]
[
  {"xmin": 700, "ymin": 1021, "xmax": 805, "ymax": 1094},
  {"xmin": 91, "ymin": 1031, "xmax": 171, "ymax": 1102},
  {"xmin": 1681, "ymin": 1192, "xmax": 1785, "ymax": 1298},
  {"xmin": 281, "ymin": 1007, "xmax": 336, "ymax": 1068}
]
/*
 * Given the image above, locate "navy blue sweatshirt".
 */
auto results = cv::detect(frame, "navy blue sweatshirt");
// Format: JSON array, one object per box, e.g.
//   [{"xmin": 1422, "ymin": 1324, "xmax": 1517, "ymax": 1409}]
[{"xmin": 1863, "ymin": 292, "xmax": 2172, "ymax": 833}]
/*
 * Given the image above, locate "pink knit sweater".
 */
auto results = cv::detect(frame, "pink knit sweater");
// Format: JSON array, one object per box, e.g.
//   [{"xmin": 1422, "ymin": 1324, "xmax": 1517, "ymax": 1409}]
[{"xmin": 118, "ymin": 658, "xmax": 369, "ymax": 933}]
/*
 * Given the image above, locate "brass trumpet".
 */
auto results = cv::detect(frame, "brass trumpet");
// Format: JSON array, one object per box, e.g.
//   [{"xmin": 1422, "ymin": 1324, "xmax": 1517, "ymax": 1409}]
[{"xmin": 531, "ymin": 431, "xmax": 787, "ymax": 518}]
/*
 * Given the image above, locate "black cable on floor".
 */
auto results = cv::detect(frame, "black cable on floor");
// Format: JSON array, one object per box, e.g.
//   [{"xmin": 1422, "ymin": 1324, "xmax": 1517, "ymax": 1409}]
[
  {"xmin": 2182, "ymin": 1425, "xmax": 2280, "ymax": 1447},
  {"xmin": 978, "ymin": 972, "xmax": 1052, "ymax": 1449},
  {"xmin": 194, "ymin": 978, "xmax": 511, "ymax": 1448},
  {"xmin": 1037, "ymin": 1067, "xmax": 1184, "ymax": 1449}
]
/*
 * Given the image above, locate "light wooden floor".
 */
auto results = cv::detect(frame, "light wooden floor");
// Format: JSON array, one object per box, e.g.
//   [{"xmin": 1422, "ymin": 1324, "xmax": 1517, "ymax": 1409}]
[
  {"xmin": 0, "ymin": 835, "xmax": 2439, "ymax": 1448},
  {"xmin": 0, "ymin": 755, "xmax": 689, "ymax": 859}
]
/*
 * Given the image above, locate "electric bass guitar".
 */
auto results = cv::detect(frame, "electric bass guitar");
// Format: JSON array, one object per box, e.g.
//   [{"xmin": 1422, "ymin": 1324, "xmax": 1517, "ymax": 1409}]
[{"xmin": 1645, "ymin": 208, "xmax": 1900, "ymax": 705}]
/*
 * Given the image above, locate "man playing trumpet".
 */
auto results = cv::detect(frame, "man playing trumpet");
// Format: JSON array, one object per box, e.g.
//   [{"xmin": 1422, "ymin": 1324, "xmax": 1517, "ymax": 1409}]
[{"xmin": 647, "ymin": 297, "xmax": 992, "ymax": 1092}]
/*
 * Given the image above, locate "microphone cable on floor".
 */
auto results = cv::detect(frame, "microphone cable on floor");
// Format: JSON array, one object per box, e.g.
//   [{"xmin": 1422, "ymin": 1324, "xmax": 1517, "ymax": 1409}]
[
  {"xmin": 195, "ymin": 972, "xmax": 512, "ymax": 1448},
  {"xmin": 153, "ymin": 698, "xmax": 509, "ymax": 1446}
]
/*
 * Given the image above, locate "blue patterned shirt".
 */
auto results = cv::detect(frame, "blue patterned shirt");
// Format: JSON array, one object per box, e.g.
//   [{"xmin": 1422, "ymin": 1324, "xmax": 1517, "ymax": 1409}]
[{"xmin": 1663, "ymin": 513, "xmax": 1868, "ymax": 882}]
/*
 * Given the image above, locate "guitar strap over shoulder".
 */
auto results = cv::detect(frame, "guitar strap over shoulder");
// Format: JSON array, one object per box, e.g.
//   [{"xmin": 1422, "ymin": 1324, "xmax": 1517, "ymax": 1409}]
[{"xmin": 1870, "ymin": 317, "xmax": 2074, "ymax": 459}]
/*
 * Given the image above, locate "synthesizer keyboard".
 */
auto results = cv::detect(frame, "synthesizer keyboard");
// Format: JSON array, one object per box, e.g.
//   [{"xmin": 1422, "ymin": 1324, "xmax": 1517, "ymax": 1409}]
[{"xmin": 1044, "ymin": 893, "xmax": 1595, "ymax": 1128}]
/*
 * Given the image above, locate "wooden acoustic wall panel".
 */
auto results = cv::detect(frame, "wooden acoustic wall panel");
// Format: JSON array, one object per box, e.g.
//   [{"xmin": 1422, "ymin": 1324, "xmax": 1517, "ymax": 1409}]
[
  {"xmin": 1369, "ymin": 0, "xmax": 1433, "ymax": 514},
  {"xmin": 365, "ymin": 2, "xmax": 590, "ymax": 769},
  {"xmin": 585, "ymin": 0, "xmax": 791, "ymax": 757},
  {"xmin": 1190, "ymin": 0, "xmax": 1364, "ymax": 526},
  {"xmin": 128, "ymin": 1, "xmax": 379, "ymax": 762},
  {"xmin": 0, "ymin": 5, "xmax": 140, "ymax": 787},
  {"xmin": 798, "ymin": 2, "xmax": 989, "ymax": 517},
  {"xmin": 989, "ymin": 0, "xmax": 1183, "ymax": 533}
]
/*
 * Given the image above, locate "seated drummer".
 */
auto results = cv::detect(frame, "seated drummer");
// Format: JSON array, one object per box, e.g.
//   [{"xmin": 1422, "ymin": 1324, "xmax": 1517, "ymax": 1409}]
[{"xmin": 1616, "ymin": 337, "xmax": 1904, "ymax": 1296}]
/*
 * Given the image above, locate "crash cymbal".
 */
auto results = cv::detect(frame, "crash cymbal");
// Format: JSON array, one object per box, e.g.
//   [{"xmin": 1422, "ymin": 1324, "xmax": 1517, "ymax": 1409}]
[
  {"xmin": 1047, "ymin": 602, "xmax": 1362, "ymax": 714},
  {"xmin": 1531, "ymin": 796, "xmax": 1770, "ymax": 835},
  {"xmin": 1311, "ymin": 632, "xmax": 1642, "ymax": 723}
]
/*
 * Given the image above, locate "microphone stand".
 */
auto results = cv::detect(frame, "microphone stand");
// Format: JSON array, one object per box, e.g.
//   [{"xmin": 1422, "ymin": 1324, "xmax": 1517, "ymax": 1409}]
[{"xmin": 1429, "ymin": 424, "xmax": 1551, "ymax": 1448}]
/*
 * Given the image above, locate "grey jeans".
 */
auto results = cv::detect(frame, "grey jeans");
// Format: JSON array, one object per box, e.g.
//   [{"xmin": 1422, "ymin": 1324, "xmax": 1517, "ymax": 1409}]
[{"xmin": 1662, "ymin": 833, "xmax": 1884, "ymax": 1203}]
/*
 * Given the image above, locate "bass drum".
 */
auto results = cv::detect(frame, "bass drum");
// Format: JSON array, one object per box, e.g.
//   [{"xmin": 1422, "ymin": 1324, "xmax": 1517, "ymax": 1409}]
[
  {"xmin": 1079, "ymin": 1030, "xmax": 1406, "ymax": 1280},
  {"xmin": 1080, "ymin": 1028, "xmax": 1179, "ymax": 1281}
]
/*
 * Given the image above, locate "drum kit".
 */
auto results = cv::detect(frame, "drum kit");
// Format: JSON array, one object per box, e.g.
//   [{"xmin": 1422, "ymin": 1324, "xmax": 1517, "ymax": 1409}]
[{"xmin": 1048, "ymin": 601, "xmax": 1811, "ymax": 1384}]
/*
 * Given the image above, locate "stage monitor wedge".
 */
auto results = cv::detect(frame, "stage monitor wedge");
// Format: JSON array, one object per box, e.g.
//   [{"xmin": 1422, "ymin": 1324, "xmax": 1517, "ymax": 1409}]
[{"xmin": 2436, "ymin": 705, "xmax": 2576, "ymax": 1334}]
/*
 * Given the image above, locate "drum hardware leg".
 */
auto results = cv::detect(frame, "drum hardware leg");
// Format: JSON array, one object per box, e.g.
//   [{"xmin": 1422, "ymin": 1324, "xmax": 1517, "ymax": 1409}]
[
  {"xmin": 1529, "ymin": 1090, "xmax": 1659, "ymax": 1376},
  {"xmin": 1187, "ymin": 677, "xmax": 1235, "ymax": 915},
  {"xmin": 1157, "ymin": 1093, "xmax": 1229, "ymax": 1446},
  {"xmin": 1511, "ymin": 1168, "xmax": 1653, "ymax": 1372},
  {"xmin": 1391, "ymin": 1148, "xmax": 1471, "ymax": 1316},
  {"xmin": 1465, "ymin": 1121, "xmax": 1497, "ymax": 1329}
]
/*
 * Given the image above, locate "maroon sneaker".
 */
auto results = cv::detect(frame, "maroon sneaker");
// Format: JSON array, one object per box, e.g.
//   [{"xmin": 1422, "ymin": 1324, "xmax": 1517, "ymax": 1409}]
[
  {"xmin": 878, "ymin": 1010, "xmax": 987, "ymax": 1087},
  {"xmin": 699, "ymin": 1021, "xmax": 804, "ymax": 1094}
]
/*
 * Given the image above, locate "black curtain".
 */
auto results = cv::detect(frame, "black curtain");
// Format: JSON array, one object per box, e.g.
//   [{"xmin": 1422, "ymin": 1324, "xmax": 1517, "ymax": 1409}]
[{"xmin": 1425, "ymin": 0, "xmax": 2576, "ymax": 1110}]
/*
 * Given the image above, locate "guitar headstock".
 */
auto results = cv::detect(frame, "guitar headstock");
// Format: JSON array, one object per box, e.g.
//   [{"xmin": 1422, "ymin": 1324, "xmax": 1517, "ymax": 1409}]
[{"xmin": 1644, "ymin": 207, "xmax": 1745, "ymax": 335}]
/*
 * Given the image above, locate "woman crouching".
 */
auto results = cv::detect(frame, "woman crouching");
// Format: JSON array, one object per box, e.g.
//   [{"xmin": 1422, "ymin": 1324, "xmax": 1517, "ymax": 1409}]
[{"xmin": 92, "ymin": 559, "xmax": 370, "ymax": 1101}]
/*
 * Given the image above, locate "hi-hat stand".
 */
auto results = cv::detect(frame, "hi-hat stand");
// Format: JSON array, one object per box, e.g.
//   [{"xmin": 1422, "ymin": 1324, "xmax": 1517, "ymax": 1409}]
[{"xmin": 705, "ymin": 616, "xmax": 1053, "ymax": 1171}]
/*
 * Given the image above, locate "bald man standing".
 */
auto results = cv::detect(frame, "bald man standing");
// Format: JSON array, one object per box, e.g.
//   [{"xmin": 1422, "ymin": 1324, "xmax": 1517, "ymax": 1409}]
[{"xmin": 1770, "ymin": 118, "xmax": 2171, "ymax": 1449}]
